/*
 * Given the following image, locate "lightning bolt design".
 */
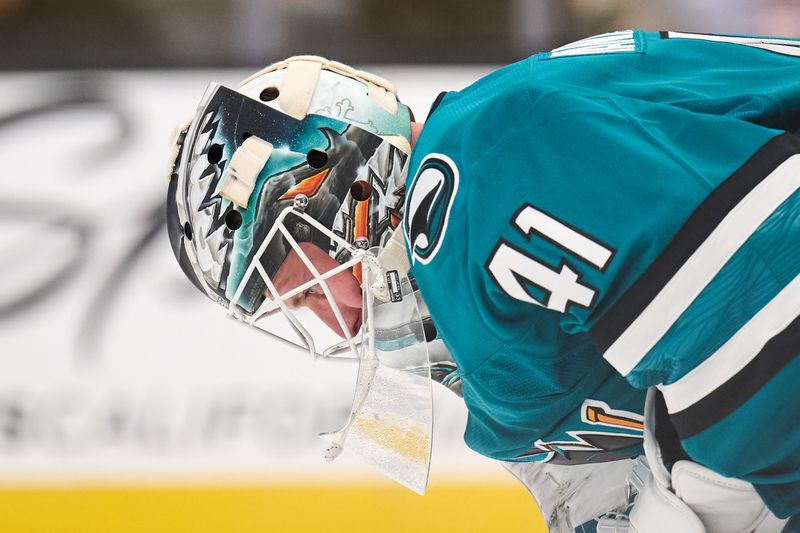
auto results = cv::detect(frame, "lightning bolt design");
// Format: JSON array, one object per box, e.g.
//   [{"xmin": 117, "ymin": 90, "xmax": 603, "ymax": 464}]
[
  {"xmin": 511, "ymin": 400, "xmax": 645, "ymax": 465},
  {"xmin": 516, "ymin": 430, "xmax": 644, "ymax": 465},
  {"xmin": 332, "ymin": 142, "xmax": 407, "ymax": 259},
  {"xmin": 182, "ymin": 107, "xmax": 237, "ymax": 296}
]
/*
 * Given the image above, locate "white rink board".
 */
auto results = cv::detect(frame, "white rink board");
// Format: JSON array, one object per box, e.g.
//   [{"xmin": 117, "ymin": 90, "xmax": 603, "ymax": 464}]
[{"xmin": 0, "ymin": 67, "xmax": 504, "ymax": 486}]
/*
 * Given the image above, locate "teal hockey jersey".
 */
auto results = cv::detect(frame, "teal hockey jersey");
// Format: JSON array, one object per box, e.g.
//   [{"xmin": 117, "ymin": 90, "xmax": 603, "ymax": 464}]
[{"xmin": 404, "ymin": 30, "xmax": 800, "ymax": 517}]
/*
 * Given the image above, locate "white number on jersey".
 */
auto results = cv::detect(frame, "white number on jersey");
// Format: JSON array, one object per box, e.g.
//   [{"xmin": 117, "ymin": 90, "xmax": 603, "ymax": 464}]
[{"xmin": 487, "ymin": 205, "xmax": 614, "ymax": 313}]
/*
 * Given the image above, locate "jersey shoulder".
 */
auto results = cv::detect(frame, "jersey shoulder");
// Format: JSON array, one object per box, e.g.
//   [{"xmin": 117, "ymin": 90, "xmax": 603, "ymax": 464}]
[{"xmin": 408, "ymin": 64, "xmax": 534, "ymax": 174}]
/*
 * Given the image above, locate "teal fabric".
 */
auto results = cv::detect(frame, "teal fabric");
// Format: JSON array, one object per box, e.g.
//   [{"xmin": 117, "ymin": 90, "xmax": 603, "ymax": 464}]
[
  {"xmin": 406, "ymin": 30, "xmax": 800, "ymax": 508},
  {"xmin": 640, "ymin": 188, "xmax": 800, "ymax": 389},
  {"xmin": 458, "ymin": 321, "xmax": 646, "ymax": 462},
  {"xmin": 533, "ymin": 31, "xmax": 800, "ymax": 133}
]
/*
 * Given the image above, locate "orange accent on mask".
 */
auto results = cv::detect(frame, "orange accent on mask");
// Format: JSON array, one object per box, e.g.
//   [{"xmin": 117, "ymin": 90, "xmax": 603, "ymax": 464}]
[
  {"xmin": 352, "ymin": 197, "xmax": 370, "ymax": 284},
  {"xmin": 390, "ymin": 212, "xmax": 401, "ymax": 229},
  {"xmin": 278, "ymin": 169, "xmax": 331, "ymax": 201}
]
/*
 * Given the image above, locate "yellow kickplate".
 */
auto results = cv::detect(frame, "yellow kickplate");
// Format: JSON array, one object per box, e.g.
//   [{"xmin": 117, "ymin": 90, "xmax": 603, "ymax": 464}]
[{"xmin": 0, "ymin": 483, "xmax": 546, "ymax": 533}]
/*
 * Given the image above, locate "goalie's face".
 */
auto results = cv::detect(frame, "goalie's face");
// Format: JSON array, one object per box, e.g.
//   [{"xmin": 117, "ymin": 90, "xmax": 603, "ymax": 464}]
[{"xmin": 272, "ymin": 241, "xmax": 363, "ymax": 339}]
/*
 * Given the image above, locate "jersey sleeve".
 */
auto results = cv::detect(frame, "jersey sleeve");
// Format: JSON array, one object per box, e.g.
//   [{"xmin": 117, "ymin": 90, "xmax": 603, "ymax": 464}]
[
  {"xmin": 465, "ymin": 85, "xmax": 781, "ymax": 341},
  {"xmin": 530, "ymin": 30, "xmax": 800, "ymax": 134},
  {"xmin": 408, "ymin": 63, "xmax": 800, "ymax": 506},
  {"xmin": 411, "ymin": 77, "xmax": 790, "ymax": 462},
  {"xmin": 471, "ymin": 360, "xmax": 647, "ymax": 465}
]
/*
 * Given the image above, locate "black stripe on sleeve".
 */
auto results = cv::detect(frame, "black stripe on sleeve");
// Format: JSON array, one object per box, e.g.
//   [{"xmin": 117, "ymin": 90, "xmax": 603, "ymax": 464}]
[
  {"xmin": 589, "ymin": 133, "xmax": 800, "ymax": 354},
  {"xmin": 670, "ymin": 314, "xmax": 800, "ymax": 440}
]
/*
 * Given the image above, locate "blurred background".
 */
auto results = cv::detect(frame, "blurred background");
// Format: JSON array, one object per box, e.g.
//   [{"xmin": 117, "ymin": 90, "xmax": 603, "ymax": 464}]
[
  {"xmin": 0, "ymin": 1, "xmax": 797, "ymax": 532},
  {"xmin": 0, "ymin": 0, "xmax": 799, "ymax": 68}
]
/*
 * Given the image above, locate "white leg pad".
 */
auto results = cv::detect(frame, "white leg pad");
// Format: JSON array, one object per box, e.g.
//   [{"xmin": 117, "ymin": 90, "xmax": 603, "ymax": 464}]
[
  {"xmin": 634, "ymin": 389, "xmax": 783, "ymax": 533},
  {"xmin": 671, "ymin": 460, "xmax": 772, "ymax": 533},
  {"xmin": 630, "ymin": 468, "xmax": 706, "ymax": 533}
]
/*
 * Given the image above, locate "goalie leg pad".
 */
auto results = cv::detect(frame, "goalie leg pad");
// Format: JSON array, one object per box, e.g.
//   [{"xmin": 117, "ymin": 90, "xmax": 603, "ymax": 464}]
[
  {"xmin": 671, "ymin": 460, "xmax": 771, "ymax": 533},
  {"xmin": 629, "ymin": 467, "xmax": 705, "ymax": 533},
  {"xmin": 632, "ymin": 389, "xmax": 784, "ymax": 533}
]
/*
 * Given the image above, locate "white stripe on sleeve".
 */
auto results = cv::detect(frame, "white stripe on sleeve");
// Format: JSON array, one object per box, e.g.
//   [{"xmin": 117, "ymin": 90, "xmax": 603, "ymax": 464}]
[
  {"xmin": 604, "ymin": 155, "xmax": 800, "ymax": 375},
  {"xmin": 659, "ymin": 273, "xmax": 800, "ymax": 413}
]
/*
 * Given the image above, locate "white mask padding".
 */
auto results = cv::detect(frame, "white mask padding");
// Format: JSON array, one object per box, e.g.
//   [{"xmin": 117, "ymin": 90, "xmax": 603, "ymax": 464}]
[
  {"xmin": 237, "ymin": 60, "xmax": 411, "ymax": 154},
  {"xmin": 376, "ymin": 225, "xmax": 411, "ymax": 280},
  {"xmin": 239, "ymin": 56, "xmax": 397, "ymax": 103},
  {"xmin": 219, "ymin": 136, "xmax": 273, "ymax": 208},
  {"xmin": 238, "ymin": 55, "xmax": 401, "ymax": 117},
  {"xmin": 367, "ymin": 80, "xmax": 398, "ymax": 115},
  {"xmin": 379, "ymin": 135, "xmax": 412, "ymax": 155},
  {"xmin": 279, "ymin": 59, "xmax": 323, "ymax": 120},
  {"xmin": 165, "ymin": 116, "xmax": 192, "ymax": 182}
]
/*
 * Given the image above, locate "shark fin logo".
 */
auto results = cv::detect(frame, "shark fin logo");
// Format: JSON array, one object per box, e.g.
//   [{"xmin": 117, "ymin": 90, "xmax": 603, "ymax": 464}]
[
  {"xmin": 514, "ymin": 400, "xmax": 644, "ymax": 465},
  {"xmin": 403, "ymin": 154, "xmax": 459, "ymax": 265}
]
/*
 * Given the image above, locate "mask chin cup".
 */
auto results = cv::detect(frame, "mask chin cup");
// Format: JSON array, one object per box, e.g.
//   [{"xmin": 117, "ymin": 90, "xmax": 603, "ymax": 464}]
[{"xmin": 319, "ymin": 256, "xmax": 433, "ymax": 495}]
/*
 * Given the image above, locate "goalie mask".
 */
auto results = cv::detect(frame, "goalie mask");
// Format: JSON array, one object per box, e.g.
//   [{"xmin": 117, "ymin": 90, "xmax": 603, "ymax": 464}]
[{"xmin": 165, "ymin": 58, "xmax": 433, "ymax": 494}]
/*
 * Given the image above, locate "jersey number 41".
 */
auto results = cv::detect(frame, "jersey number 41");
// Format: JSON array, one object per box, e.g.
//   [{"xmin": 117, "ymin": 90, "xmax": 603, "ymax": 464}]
[{"xmin": 486, "ymin": 204, "xmax": 614, "ymax": 313}]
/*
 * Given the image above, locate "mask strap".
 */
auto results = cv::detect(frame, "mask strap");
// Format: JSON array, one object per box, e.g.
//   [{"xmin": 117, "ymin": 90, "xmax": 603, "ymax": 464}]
[
  {"xmin": 219, "ymin": 136, "xmax": 273, "ymax": 208},
  {"xmin": 280, "ymin": 59, "xmax": 323, "ymax": 119}
]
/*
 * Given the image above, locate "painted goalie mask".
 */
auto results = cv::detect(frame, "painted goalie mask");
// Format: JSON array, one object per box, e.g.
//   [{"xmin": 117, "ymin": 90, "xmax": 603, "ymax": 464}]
[{"xmin": 165, "ymin": 57, "xmax": 433, "ymax": 494}]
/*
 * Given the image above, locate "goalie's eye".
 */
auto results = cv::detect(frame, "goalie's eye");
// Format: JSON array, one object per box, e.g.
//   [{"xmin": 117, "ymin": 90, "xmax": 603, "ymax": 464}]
[{"xmin": 284, "ymin": 286, "xmax": 321, "ymax": 310}]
